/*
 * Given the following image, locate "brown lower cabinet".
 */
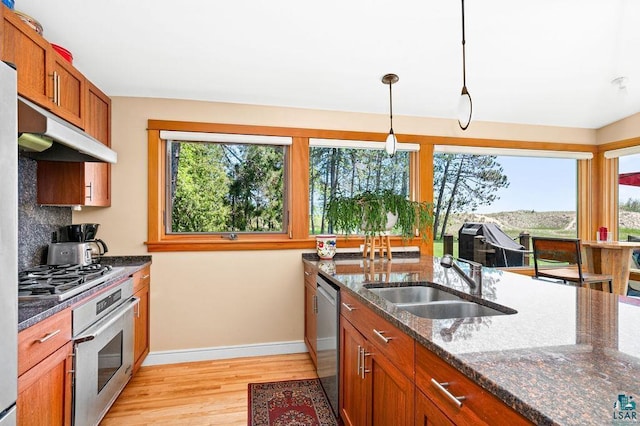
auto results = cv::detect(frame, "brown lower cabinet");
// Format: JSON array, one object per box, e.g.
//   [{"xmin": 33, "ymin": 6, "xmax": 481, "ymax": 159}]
[
  {"xmin": 17, "ymin": 266, "xmax": 151, "ymax": 424},
  {"xmin": 17, "ymin": 309, "xmax": 73, "ymax": 426},
  {"xmin": 416, "ymin": 389, "xmax": 456, "ymax": 426},
  {"xmin": 335, "ymin": 288, "xmax": 533, "ymax": 426},
  {"xmin": 133, "ymin": 264, "xmax": 151, "ymax": 374},
  {"xmin": 18, "ymin": 341, "xmax": 73, "ymax": 426},
  {"xmin": 340, "ymin": 292, "xmax": 414, "ymax": 426}
]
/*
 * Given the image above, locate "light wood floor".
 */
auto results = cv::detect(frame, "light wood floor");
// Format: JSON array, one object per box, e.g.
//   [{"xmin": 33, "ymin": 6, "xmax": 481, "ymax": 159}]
[{"xmin": 100, "ymin": 352, "xmax": 317, "ymax": 425}]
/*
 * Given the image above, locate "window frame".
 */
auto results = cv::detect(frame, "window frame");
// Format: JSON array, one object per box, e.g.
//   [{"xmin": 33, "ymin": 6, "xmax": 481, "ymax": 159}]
[
  {"xmin": 146, "ymin": 119, "xmax": 598, "ymax": 253},
  {"xmin": 163, "ymin": 136, "xmax": 291, "ymax": 236}
]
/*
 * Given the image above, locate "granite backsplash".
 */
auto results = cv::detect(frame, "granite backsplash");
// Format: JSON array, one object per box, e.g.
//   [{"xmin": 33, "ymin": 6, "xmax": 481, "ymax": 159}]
[{"xmin": 18, "ymin": 154, "xmax": 71, "ymax": 271}]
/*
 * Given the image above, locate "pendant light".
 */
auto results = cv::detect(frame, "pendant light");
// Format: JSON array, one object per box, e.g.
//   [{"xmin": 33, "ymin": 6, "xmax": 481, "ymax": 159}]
[
  {"xmin": 458, "ymin": 0, "xmax": 472, "ymax": 130},
  {"xmin": 382, "ymin": 73, "xmax": 399, "ymax": 157}
]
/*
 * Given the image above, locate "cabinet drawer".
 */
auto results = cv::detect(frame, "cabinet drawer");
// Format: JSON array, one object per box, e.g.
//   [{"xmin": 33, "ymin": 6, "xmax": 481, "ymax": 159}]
[
  {"xmin": 18, "ymin": 309, "xmax": 72, "ymax": 376},
  {"xmin": 415, "ymin": 344, "xmax": 532, "ymax": 426},
  {"xmin": 340, "ymin": 291, "xmax": 414, "ymax": 378},
  {"xmin": 133, "ymin": 264, "xmax": 151, "ymax": 293}
]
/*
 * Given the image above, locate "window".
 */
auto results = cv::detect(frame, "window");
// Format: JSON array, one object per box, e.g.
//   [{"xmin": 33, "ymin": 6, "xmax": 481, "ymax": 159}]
[
  {"xmin": 433, "ymin": 147, "xmax": 581, "ymax": 267},
  {"xmin": 308, "ymin": 140, "xmax": 415, "ymax": 235},
  {"xmin": 166, "ymin": 140, "xmax": 287, "ymax": 234},
  {"xmin": 618, "ymin": 152, "xmax": 640, "ymax": 246},
  {"xmin": 146, "ymin": 120, "xmax": 593, "ymax": 254}
]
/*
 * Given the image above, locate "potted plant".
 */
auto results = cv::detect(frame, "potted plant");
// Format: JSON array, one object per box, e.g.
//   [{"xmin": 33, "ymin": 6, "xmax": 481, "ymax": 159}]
[{"xmin": 325, "ymin": 189, "xmax": 433, "ymax": 241}]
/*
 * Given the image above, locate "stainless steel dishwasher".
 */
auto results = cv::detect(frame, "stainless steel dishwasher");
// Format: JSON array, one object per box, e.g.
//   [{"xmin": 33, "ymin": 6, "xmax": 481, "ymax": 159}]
[{"xmin": 316, "ymin": 275, "xmax": 340, "ymax": 419}]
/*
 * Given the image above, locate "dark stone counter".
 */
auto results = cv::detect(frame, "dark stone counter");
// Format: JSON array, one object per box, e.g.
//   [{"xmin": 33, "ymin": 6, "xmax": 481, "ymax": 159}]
[
  {"xmin": 303, "ymin": 255, "xmax": 640, "ymax": 426},
  {"xmin": 18, "ymin": 256, "xmax": 151, "ymax": 331}
]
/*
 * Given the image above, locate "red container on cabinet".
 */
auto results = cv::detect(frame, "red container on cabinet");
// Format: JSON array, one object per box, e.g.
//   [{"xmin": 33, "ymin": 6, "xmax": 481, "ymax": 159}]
[{"xmin": 51, "ymin": 44, "xmax": 73, "ymax": 64}]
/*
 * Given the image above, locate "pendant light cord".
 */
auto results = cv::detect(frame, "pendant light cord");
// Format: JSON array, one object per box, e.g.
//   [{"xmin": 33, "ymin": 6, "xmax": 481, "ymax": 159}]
[
  {"xmin": 388, "ymin": 80, "xmax": 394, "ymax": 132},
  {"xmin": 461, "ymin": 0, "xmax": 467, "ymax": 88}
]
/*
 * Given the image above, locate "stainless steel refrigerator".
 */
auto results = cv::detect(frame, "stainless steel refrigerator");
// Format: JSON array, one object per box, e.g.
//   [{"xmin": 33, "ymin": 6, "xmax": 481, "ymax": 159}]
[{"xmin": 0, "ymin": 61, "xmax": 18, "ymax": 425}]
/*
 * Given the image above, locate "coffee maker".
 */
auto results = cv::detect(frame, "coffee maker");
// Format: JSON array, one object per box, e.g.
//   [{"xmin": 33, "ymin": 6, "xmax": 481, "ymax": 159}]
[{"xmin": 64, "ymin": 223, "xmax": 109, "ymax": 260}]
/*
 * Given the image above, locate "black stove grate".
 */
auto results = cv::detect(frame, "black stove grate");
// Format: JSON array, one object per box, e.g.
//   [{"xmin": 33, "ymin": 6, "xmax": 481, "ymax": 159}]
[{"xmin": 18, "ymin": 264, "xmax": 115, "ymax": 299}]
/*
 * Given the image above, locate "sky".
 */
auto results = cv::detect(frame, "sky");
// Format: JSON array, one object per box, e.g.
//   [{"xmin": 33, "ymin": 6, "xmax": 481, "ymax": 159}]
[
  {"xmin": 474, "ymin": 156, "xmax": 577, "ymax": 213},
  {"xmin": 474, "ymin": 154, "xmax": 640, "ymax": 214}
]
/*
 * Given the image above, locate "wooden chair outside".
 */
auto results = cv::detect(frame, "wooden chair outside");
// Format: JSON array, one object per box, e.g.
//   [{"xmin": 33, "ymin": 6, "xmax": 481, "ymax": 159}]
[{"xmin": 531, "ymin": 237, "xmax": 613, "ymax": 293}]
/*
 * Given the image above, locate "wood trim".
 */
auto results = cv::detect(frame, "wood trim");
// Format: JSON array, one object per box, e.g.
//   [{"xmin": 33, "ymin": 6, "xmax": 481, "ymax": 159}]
[
  {"xmin": 418, "ymin": 144, "xmax": 434, "ymax": 255},
  {"xmin": 290, "ymin": 137, "xmax": 309, "ymax": 239},
  {"xmin": 587, "ymin": 152, "xmax": 619, "ymax": 239},
  {"xmin": 602, "ymin": 156, "xmax": 619, "ymax": 238},
  {"xmin": 427, "ymin": 135, "xmax": 597, "ymax": 153},
  {"xmin": 577, "ymin": 159, "xmax": 592, "ymax": 240},
  {"xmin": 148, "ymin": 120, "xmax": 596, "ymax": 153},
  {"xmin": 147, "ymin": 130, "xmax": 162, "ymax": 243},
  {"xmin": 597, "ymin": 136, "xmax": 640, "ymax": 153}
]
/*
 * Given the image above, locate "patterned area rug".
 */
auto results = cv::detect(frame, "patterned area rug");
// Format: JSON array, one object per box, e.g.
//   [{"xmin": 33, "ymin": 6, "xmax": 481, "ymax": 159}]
[{"xmin": 248, "ymin": 378, "xmax": 338, "ymax": 426}]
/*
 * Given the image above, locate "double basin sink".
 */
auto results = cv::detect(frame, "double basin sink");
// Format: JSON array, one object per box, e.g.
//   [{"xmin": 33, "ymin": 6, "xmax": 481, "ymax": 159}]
[{"xmin": 366, "ymin": 285, "xmax": 517, "ymax": 320}]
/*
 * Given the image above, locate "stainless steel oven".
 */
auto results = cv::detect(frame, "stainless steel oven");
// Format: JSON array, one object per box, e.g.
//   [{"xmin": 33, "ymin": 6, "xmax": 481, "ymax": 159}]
[{"xmin": 72, "ymin": 278, "xmax": 138, "ymax": 426}]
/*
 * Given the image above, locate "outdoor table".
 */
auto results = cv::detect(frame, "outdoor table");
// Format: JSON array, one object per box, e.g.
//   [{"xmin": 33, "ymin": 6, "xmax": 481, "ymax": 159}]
[{"xmin": 582, "ymin": 240, "xmax": 640, "ymax": 296}]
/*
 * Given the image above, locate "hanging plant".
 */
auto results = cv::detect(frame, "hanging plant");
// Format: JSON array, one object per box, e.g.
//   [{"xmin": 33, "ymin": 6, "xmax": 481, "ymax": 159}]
[{"xmin": 326, "ymin": 189, "xmax": 433, "ymax": 242}]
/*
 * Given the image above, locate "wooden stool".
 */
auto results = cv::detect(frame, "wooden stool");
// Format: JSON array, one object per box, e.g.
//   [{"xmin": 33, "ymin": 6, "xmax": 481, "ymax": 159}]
[{"xmin": 363, "ymin": 233, "xmax": 392, "ymax": 260}]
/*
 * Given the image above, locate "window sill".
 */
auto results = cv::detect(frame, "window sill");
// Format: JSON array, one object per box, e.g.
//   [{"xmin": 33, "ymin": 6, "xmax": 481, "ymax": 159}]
[
  {"xmin": 145, "ymin": 238, "xmax": 315, "ymax": 252},
  {"xmin": 145, "ymin": 235, "xmax": 428, "ymax": 252}
]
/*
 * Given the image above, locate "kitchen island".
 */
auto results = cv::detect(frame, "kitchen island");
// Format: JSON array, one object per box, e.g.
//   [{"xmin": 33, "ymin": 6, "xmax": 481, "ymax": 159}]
[{"xmin": 303, "ymin": 255, "xmax": 640, "ymax": 426}]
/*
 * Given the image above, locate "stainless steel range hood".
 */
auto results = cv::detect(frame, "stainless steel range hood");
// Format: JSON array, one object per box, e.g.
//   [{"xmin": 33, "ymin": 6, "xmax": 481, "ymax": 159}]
[{"xmin": 18, "ymin": 96, "xmax": 117, "ymax": 163}]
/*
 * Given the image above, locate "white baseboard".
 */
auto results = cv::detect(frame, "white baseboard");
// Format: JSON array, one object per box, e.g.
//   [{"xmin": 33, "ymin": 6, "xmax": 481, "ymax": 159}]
[{"xmin": 142, "ymin": 340, "xmax": 308, "ymax": 366}]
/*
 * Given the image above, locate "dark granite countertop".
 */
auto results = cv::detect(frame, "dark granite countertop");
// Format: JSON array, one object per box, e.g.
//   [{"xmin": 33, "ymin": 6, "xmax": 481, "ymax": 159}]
[
  {"xmin": 303, "ymin": 254, "xmax": 640, "ymax": 426},
  {"xmin": 18, "ymin": 256, "xmax": 151, "ymax": 331}
]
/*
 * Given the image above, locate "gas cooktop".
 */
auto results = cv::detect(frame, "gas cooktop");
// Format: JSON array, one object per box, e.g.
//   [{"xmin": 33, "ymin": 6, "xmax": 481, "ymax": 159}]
[{"xmin": 18, "ymin": 264, "xmax": 125, "ymax": 302}]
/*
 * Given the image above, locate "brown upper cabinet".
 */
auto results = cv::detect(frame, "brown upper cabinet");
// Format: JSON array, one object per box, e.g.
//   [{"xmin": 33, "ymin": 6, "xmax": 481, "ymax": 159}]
[
  {"xmin": 1, "ymin": 7, "xmax": 85, "ymax": 128},
  {"xmin": 1, "ymin": 5, "xmax": 113, "ymax": 206}
]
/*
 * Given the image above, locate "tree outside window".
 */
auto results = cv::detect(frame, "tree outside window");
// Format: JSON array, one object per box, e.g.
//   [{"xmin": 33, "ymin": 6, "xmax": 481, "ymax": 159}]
[
  {"xmin": 167, "ymin": 140, "xmax": 287, "ymax": 234},
  {"xmin": 308, "ymin": 147, "xmax": 410, "ymax": 235}
]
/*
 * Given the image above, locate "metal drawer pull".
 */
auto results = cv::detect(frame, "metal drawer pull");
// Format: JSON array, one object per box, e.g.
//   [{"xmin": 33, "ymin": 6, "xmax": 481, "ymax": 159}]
[
  {"xmin": 37, "ymin": 329, "xmax": 61, "ymax": 343},
  {"xmin": 373, "ymin": 329, "xmax": 391, "ymax": 344},
  {"xmin": 342, "ymin": 302, "xmax": 355, "ymax": 312},
  {"xmin": 361, "ymin": 348, "xmax": 370, "ymax": 379},
  {"xmin": 357, "ymin": 345, "xmax": 361, "ymax": 375},
  {"xmin": 304, "ymin": 271, "xmax": 310, "ymax": 276},
  {"xmin": 142, "ymin": 274, "xmax": 150, "ymax": 280},
  {"xmin": 431, "ymin": 379, "xmax": 466, "ymax": 408}
]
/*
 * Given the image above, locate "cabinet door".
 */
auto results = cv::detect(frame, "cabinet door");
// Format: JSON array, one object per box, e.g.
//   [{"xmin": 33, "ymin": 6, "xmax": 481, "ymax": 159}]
[
  {"xmin": 416, "ymin": 390, "xmax": 455, "ymax": 426},
  {"xmin": 1, "ymin": 8, "xmax": 51, "ymax": 108},
  {"xmin": 368, "ymin": 344, "xmax": 414, "ymax": 426},
  {"xmin": 83, "ymin": 162, "xmax": 110, "ymax": 206},
  {"xmin": 17, "ymin": 341, "xmax": 73, "ymax": 426},
  {"xmin": 133, "ymin": 283, "xmax": 150, "ymax": 374},
  {"xmin": 37, "ymin": 161, "xmax": 84, "ymax": 205},
  {"xmin": 133, "ymin": 266, "xmax": 151, "ymax": 375},
  {"xmin": 82, "ymin": 81, "xmax": 112, "ymax": 206},
  {"xmin": 85, "ymin": 80, "xmax": 111, "ymax": 145},
  {"xmin": 50, "ymin": 54, "xmax": 85, "ymax": 128},
  {"xmin": 304, "ymin": 281, "xmax": 317, "ymax": 366},
  {"xmin": 36, "ymin": 160, "xmax": 109, "ymax": 206},
  {"xmin": 340, "ymin": 318, "xmax": 368, "ymax": 426}
]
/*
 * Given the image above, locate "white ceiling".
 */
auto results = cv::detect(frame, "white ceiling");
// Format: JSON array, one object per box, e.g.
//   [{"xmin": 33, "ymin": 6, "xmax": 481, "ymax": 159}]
[{"xmin": 16, "ymin": 0, "xmax": 640, "ymax": 129}]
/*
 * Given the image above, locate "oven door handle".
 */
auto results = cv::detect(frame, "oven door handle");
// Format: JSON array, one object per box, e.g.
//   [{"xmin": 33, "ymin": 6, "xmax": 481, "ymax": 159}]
[{"xmin": 73, "ymin": 297, "xmax": 140, "ymax": 345}]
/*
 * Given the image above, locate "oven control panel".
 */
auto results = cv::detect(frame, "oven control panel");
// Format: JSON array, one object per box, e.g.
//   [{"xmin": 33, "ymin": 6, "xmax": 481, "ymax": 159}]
[{"xmin": 73, "ymin": 278, "xmax": 134, "ymax": 336}]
